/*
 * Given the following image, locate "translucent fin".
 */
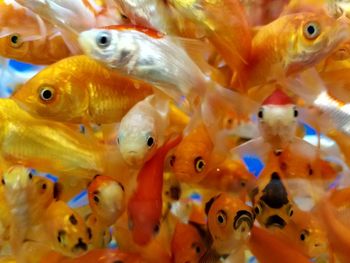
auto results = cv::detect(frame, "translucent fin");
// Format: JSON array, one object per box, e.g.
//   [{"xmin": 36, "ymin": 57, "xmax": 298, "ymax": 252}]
[{"xmin": 231, "ymin": 137, "xmax": 270, "ymax": 162}]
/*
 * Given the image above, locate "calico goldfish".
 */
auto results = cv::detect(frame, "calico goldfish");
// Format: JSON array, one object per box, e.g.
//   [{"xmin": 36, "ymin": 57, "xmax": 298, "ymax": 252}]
[
  {"xmin": 128, "ymin": 135, "xmax": 182, "ymax": 246},
  {"xmin": 37, "ymin": 201, "xmax": 90, "ymax": 257},
  {"xmin": 247, "ymin": 12, "xmax": 350, "ymax": 88},
  {"xmin": 85, "ymin": 214, "xmax": 111, "ymax": 248},
  {"xmin": 171, "ymin": 222, "xmax": 209, "ymax": 263},
  {"xmin": 248, "ymin": 225, "xmax": 311, "ymax": 263},
  {"xmin": 169, "ymin": 0, "xmax": 252, "ymax": 90},
  {"xmin": 12, "ymin": 55, "xmax": 153, "ymax": 124},
  {"xmin": 87, "ymin": 174, "xmax": 125, "ymax": 226},
  {"xmin": 203, "ymin": 193, "xmax": 254, "ymax": 260}
]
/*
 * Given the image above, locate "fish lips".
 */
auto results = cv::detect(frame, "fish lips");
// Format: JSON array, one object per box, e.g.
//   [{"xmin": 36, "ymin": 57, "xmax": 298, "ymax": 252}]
[{"xmin": 265, "ymin": 215, "xmax": 286, "ymax": 229}]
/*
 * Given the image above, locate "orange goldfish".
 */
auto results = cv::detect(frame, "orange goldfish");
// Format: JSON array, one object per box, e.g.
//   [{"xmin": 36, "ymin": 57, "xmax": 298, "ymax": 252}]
[
  {"xmin": 128, "ymin": 135, "xmax": 182, "ymax": 246},
  {"xmin": 247, "ymin": 12, "xmax": 350, "ymax": 88},
  {"xmin": 12, "ymin": 55, "xmax": 153, "ymax": 124},
  {"xmin": 171, "ymin": 222, "xmax": 209, "ymax": 263},
  {"xmin": 171, "ymin": 123, "xmax": 214, "ymax": 184},
  {"xmin": 169, "ymin": 0, "xmax": 252, "ymax": 90},
  {"xmin": 248, "ymin": 225, "xmax": 311, "ymax": 263},
  {"xmin": 87, "ymin": 174, "xmax": 125, "ymax": 226},
  {"xmin": 0, "ymin": 33, "xmax": 73, "ymax": 65},
  {"xmin": 203, "ymin": 193, "xmax": 254, "ymax": 259}
]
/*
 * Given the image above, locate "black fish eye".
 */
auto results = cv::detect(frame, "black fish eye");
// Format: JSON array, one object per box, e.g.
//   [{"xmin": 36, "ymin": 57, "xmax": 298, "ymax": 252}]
[
  {"xmin": 303, "ymin": 21, "xmax": 321, "ymax": 40},
  {"xmin": 153, "ymin": 223, "xmax": 160, "ymax": 234},
  {"xmin": 258, "ymin": 108, "xmax": 263, "ymax": 119},
  {"xmin": 300, "ymin": 230, "xmax": 309, "ymax": 241},
  {"xmin": 93, "ymin": 195, "xmax": 99, "ymax": 203},
  {"xmin": 216, "ymin": 210, "xmax": 227, "ymax": 226},
  {"xmin": 96, "ymin": 31, "xmax": 111, "ymax": 48},
  {"xmin": 10, "ymin": 34, "xmax": 23, "ymax": 48},
  {"xmin": 39, "ymin": 85, "xmax": 55, "ymax": 102},
  {"xmin": 191, "ymin": 242, "xmax": 202, "ymax": 254},
  {"xmin": 42, "ymin": 183, "xmax": 47, "ymax": 190},
  {"xmin": 28, "ymin": 172, "xmax": 33, "ymax": 179},
  {"xmin": 1, "ymin": 178, "xmax": 5, "ymax": 185},
  {"xmin": 57, "ymin": 230, "xmax": 66, "ymax": 244},
  {"xmin": 293, "ymin": 107, "xmax": 298, "ymax": 118},
  {"xmin": 147, "ymin": 136, "xmax": 154, "ymax": 147},
  {"xmin": 194, "ymin": 156, "xmax": 206, "ymax": 172}
]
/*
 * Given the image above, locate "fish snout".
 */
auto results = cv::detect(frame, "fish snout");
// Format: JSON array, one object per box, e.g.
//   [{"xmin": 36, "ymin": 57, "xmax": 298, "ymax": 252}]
[
  {"xmin": 265, "ymin": 215, "xmax": 287, "ymax": 229},
  {"xmin": 124, "ymin": 151, "xmax": 144, "ymax": 166},
  {"xmin": 233, "ymin": 210, "xmax": 254, "ymax": 240},
  {"xmin": 72, "ymin": 238, "xmax": 88, "ymax": 253}
]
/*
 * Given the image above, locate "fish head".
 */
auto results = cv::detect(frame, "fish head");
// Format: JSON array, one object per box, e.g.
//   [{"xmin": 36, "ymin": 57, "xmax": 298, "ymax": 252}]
[
  {"xmin": 206, "ymin": 193, "xmax": 254, "ymax": 253},
  {"xmin": 286, "ymin": 12, "xmax": 350, "ymax": 74},
  {"xmin": 79, "ymin": 28, "xmax": 136, "ymax": 70},
  {"xmin": 2, "ymin": 165, "xmax": 33, "ymax": 191},
  {"xmin": 0, "ymin": 33, "xmax": 30, "ymax": 60},
  {"xmin": 87, "ymin": 175, "xmax": 125, "ymax": 226},
  {"xmin": 258, "ymin": 89, "xmax": 298, "ymax": 149},
  {"xmin": 171, "ymin": 223, "xmax": 207, "ymax": 263},
  {"xmin": 12, "ymin": 66, "xmax": 89, "ymax": 122},
  {"xmin": 118, "ymin": 112, "xmax": 158, "ymax": 167},
  {"xmin": 45, "ymin": 201, "xmax": 90, "ymax": 257},
  {"xmin": 253, "ymin": 171, "xmax": 294, "ymax": 229}
]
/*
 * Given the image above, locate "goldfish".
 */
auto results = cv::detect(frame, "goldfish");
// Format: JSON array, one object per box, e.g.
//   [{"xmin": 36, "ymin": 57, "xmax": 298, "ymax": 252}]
[
  {"xmin": 247, "ymin": 12, "xmax": 350, "ymax": 88},
  {"xmin": 118, "ymin": 95, "xmax": 169, "ymax": 167},
  {"xmin": 0, "ymin": 32, "xmax": 73, "ymax": 65},
  {"xmin": 171, "ymin": 222, "xmax": 209, "ymax": 263},
  {"xmin": 87, "ymin": 174, "xmax": 125, "ymax": 226},
  {"xmin": 113, "ymin": 0, "xmax": 178, "ymax": 33},
  {"xmin": 85, "ymin": 214, "xmax": 111, "ymax": 248},
  {"xmin": 169, "ymin": 0, "xmax": 252, "ymax": 90},
  {"xmin": 252, "ymin": 168, "xmax": 294, "ymax": 229},
  {"xmin": 128, "ymin": 135, "xmax": 182, "ymax": 246},
  {"xmin": 12, "ymin": 55, "xmax": 153, "ymax": 124},
  {"xmin": 283, "ymin": 209, "xmax": 330, "ymax": 261},
  {"xmin": 248, "ymin": 225, "xmax": 311, "ymax": 263},
  {"xmin": 203, "ymin": 192, "xmax": 254, "ymax": 260}
]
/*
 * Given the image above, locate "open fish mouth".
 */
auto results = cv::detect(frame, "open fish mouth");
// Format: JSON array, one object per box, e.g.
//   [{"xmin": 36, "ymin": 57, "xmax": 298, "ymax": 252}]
[{"xmin": 265, "ymin": 215, "xmax": 286, "ymax": 228}]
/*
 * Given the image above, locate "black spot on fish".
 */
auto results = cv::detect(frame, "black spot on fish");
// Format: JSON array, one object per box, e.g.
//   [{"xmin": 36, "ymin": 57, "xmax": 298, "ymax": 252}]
[
  {"xmin": 73, "ymin": 238, "xmax": 87, "ymax": 252},
  {"xmin": 169, "ymin": 185, "xmax": 181, "ymax": 200},
  {"xmin": 87, "ymin": 227, "xmax": 92, "ymax": 240},
  {"xmin": 205, "ymin": 195, "xmax": 220, "ymax": 215},
  {"xmin": 265, "ymin": 215, "xmax": 286, "ymax": 228},
  {"xmin": 260, "ymin": 172, "xmax": 289, "ymax": 209},
  {"xmin": 308, "ymin": 164, "xmax": 313, "ymax": 176},
  {"xmin": 57, "ymin": 230, "xmax": 66, "ymax": 243},
  {"xmin": 69, "ymin": 214, "xmax": 78, "ymax": 225},
  {"xmin": 53, "ymin": 182, "xmax": 62, "ymax": 200},
  {"xmin": 233, "ymin": 210, "xmax": 254, "ymax": 230}
]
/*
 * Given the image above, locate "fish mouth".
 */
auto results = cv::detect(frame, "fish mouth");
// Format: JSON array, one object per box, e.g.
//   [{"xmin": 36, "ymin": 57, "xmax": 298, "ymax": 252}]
[
  {"xmin": 265, "ymin": 215, "xmax": 286, "ymax": 229},
  {"xmin": 71, "ymin": 238, "xmax": 88, "ymax": 253}
]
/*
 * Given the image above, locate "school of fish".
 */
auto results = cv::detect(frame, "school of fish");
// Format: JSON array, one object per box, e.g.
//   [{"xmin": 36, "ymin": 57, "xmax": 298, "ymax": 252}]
[{"xmin": 0, "ymin": 0, "xmax": 350, "ymax": 262}]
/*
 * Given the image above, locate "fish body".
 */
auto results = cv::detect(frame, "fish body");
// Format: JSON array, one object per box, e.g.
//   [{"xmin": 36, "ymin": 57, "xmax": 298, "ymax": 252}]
[
  {"xmin": 128, "ymin": 135, "xmax": 182, "ymax": 246},
  {"xmin": 12, "ymin": 55, "xmax": 153, "ymax": 124}
]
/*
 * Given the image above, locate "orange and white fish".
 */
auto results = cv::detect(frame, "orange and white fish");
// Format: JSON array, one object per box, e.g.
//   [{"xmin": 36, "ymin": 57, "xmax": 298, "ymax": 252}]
[
  {"xmin": 87, "ymin": 174, "xmax": 125, "ymax": 227},
  {"xmin": 202, "ymin": 192, "xmax": 254, "ymax": 260},
  {"xmin": 128, "ymin": 135, "xmax": 182, "ymax": 246}
]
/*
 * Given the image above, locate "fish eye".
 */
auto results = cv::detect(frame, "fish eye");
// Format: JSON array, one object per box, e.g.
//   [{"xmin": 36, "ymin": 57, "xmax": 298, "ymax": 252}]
[
  {"xmin": 191, "ymin": 242, "xmax": 202, "ymax": 254},
  {"xmin": 169, "ymin": 155, "xmax": 176, "ymax": 167},
  {"xmin": 39, "ymin": 85, "xmax": 55, "ymax": 102},
  {"xmin": 96, "ymin": 31, "xmax": 111, "ymax": 49},
  {"xmin": 194, "ymin": 156, "xmax": 206, "ymax": 173},
  {"xmin": 42, "ymin": 183, "xmax": 47, "ymax": 190},
  {"xmin": 93, "ymin": 194, "xmax": 99, "ymax": 204},
  {"xmin": 293, "ymin": 107, "xmax": 298, "ymax": 118},
  {"xmin": 57, "ymin": 230, "xmax": 66, "ymax": 244},
  {"xmin": 303, "ymin": 22, "xmax": 321, "ymax": 40},
  {"xmin": 1, "ymin": 178, "xmax": 5, "ymax": 185},
  {"xmin": 258, "ymin": 108, "xmax": 263, "ymax": 119},
  {"xmin": 300, "ymin": 229, "xmax": 309, "ymax": 241},
  {"xmin": 287, "ymin": 205, "xmax": 294, "ymax": 217},
  {"xmin": 9, "ymin": 34, "xmax": 23, "ymax": 48},
  {"xmin": 254, "ymin": 202, "xmax": 263, "ymax": 216},
  {"xmin": 147, "ymin": 136, "xmax": 154, "ymax": 148},
  {"xmin": 28, "ymin": 172, "xmax": 33, "ymax": 180},
  {"xmin": 216, "ymin": 210, "xmax": 227, "ymax": 226}
]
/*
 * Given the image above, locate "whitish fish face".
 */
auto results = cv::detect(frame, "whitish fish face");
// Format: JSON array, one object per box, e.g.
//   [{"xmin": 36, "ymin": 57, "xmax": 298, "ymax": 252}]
[
  {"xmin": 118, "ymin": 113, "xmax": 158, "ymax": 166},
  {"xmin": 78, "ymin": 29, "xmax": 137, "ymax": 70},
  {"xmin": 258, "ymin": 104, "xmax": 298, "ymax": 148},
  {"xmin": 2, "ymin": 166, "xmax": 33, "ymax": 190}
]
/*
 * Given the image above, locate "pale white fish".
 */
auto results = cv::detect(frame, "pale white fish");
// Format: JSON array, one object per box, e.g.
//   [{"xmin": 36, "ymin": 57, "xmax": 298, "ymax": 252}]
[
  {"xmin": 78, "ymin": 28, "xmax": 209, "ymax": 104},
  {"xmin": 118, "ymin": 95, "xmax": 169, "ymax": 167},
  {"xmin": 287, "ymin": 68, "xmax": 350, "ymax": 136},
  {"xmin": 2, "ymin": 166, "xmax": 34, "ymax": 254},
  {"xmin": 113, "ymin": 0, "xmax": 177, "ymax": 33}
]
